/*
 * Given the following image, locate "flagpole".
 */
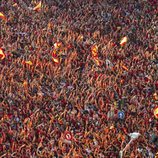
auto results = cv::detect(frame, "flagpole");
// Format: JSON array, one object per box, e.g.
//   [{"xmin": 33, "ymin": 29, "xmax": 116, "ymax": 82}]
[
  {"xmin": 119, "ymin": 132, "xmax": 141, "ymax": 158},
  {"xmin": 119, "ymin": 139, "xmax": 133, "ymax": 158}
]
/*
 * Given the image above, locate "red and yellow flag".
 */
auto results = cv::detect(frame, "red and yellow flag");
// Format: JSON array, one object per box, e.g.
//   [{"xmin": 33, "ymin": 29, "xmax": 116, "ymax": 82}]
[
  {"xmin": 154, "ymin": 107, "xmax": 158, "ymax": 119},
  {"xmin": 77, "ymin": 35, "xmax": 83, "ymax": 42},
  {"xmin": 52, "ymin": 57, "xmax": 59, "ymax": 64},
  {"xmin": 0, "ymin": 12, "xmax": 7, "ymax": 21},
  {"xmin": 93, "ymin": 57, "xmax": 100, "ymax": 66},
  {"xmin": 122, "ymin": 65, "xmax": 128, "ymax": 71},
  {"xmin": 33, "ymin": 1, "xmax": 42, "ymax": 11},
  {"xmin": 13, "ymin": 3, "xmax": 18, "ymax": 7},
  {"xmin": 52, "ymin": 50, "xmax": 60, "ymax": 64},
  {"xmin": 120, "ymin": 36, "xmax": 128, "ymax": 46},
  {"xmin": 91, "ymin": 45, "xmax": 98, "ymax": 57},
  {"xmin": 25, "ymin": 60, "xmax": 33, "ymax": 66},
  {"xmin": 54, "ymin": 42, "xmax": 62, "ymax": 49},
  {"xmin": 23, "ymin": 80, "xmax": 28, "ymax": 89},
  {"xmin": 0, "ymin": 48, "xmax": 5, "ymax": 60}
]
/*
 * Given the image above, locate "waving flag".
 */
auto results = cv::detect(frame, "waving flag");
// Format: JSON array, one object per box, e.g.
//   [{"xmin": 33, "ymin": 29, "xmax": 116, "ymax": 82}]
[
  {"xmin": 93, "ymin": 57, "xmax": 100, "ymax": 66},
  {"xmin": 120, "ymin": 132, "xmax": 141, "ymax": 158},
  {"xmin": 120, "ymin": 36, "xmax": 128, "ymax": 46},
  {"xmin": 77, "ymin": 35, "xmax": 84, "ymax": 42},
  {"xmin": 91, "ymin": 45, "xmax": 98, "ymax": 57},
  {"xmin": 0, "ymin": 48, "xmax": 5, "ymax": 60},
  {"xmin": 122, "ymin": 65, "xmax": 128, "ymax": 71},
  {"xmin": 52, "ymin": 50, "xmax": 60, "ymax": 64},
  {"xmin": 91, "ymin": 45, "xmax": 101, "ymax": 66},
  {"xmin": 54, "ymin": 42, "xmax": 62, "ymax": 49},
  {"xmin": 25, "ymin": 61, "xmax": 33, "ymax": 65},
  {"xmin": 128, "ymin": 132, "xmax": 141, "ymax": 140},
  {"xmin": 13, "ymin": 3, "xmax": 18, "ymax": 7},
  {"xmin": 0, "ymin": 12, "xmax": 7, "ymax": 21},
  {"xmin": 33, "ymin": 1, "xmax": 42, "ymax": 11},
  {"xmin": 52, "ymin": 57, "xmax": 59, "ymax": 63},
  {"xmin": 154, "ymin": 107, "xmax": 158, "ymax": 119},
  {"xmin": 52, "ymin": 56, "xmax": 59, "ymax": 64}
]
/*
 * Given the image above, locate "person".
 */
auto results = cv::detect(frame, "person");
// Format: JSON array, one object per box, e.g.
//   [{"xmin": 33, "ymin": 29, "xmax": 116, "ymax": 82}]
[{"xmin": 0, "ymin": 0, "xmax": 157, "ymax": 157}]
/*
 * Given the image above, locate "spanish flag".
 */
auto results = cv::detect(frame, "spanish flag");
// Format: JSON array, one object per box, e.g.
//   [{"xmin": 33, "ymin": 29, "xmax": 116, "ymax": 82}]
[
  {"xmin": 122, "ymin": 65, "xmax": 128, "ymax": 71},
  {"xmin": 52, "ymin": 56, "xmax": 60, "ymax": 64},
  {"xmin": 93, "ymin": 57, "xmax": 100, "ymax": 66},
  {"xmin": 154, "ymin": 107, "xmax": 158, "ymax": 119},
  {"xmin": 25, "ymin": 60, "xmax": 33, "ymax": 65},
  {"xmin": 54, "ymin": 42, "xmax": 62, "ymax": 49},
  {"xmin": 0, "ymin": 12, "xmax": 7, "ymax": 21},
  {"xmin": 33, "ymin": 1, "xmax": 42, "ymax": 11},
  {"xmin": 91, "ymin": 45, "xmax": 98, "ymax": 57},
  {"xmin": 52, "ymin": 51, "xmax": 60, "ymax": 64},
  {"xmin": 0, "ymin": 48, "xmax": 5, "ymax": 60},
  {"xmin": 13, "ymin": 3, "xmax": 18, "ymax": 7},
  {"xmin": 77, "ymin": 35, "xmax": 84, "ymax": 42},
  {"xmin": 120, "ymin": 36, "xmax": 128, "ymax": 46},
  {"xmin": 23, "ymin": 80, "xmax": 28, "ymax": 89}
]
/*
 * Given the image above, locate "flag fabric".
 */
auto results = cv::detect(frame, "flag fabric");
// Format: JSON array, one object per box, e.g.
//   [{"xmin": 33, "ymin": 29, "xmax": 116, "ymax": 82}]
[
  {"xmin": 128, "ymin": 132, "xmax": 141, "ymax": 140},
  {"xmin": 0, "ymin": 48, "xmax": 5, "ymax": 60},
  {"xmin": 77, "ymin": 35, "xmax": 84, "ymax": 42},
  {"xmin": 154, "ymin": 107, "xmax": 158, "ymax": 119},
  {"xmin": 33, "ymin": 1, "xmax": 42, "ymax": 11},
  {"xmin": 0, "ymin": 12, "xmax": 7, "ymax": 21},
  {"xmin": 93, "ymin": 57, "xmax": 100, "ymax": 66},
  {"xmin": 23, "ymin": 81, "xmax": 28, "ymax": 88},
  {"xmin": 25, "ymin": 61, "xmax": 33, "ymax": 65},
  {"xmin": 54, "ymin": 42, "xmax": 62, "ymax": 49},
  {"xmin": 122, "ymin": 65, "xmax": 128, "ymax": 71},
  {"xmin": 91, "ymin": 45, "xmax": 98, "ymax": 57},
  {"xmin": 13, "ymin": 3, "xmax": 18, "ymax": 7},
  {"xmin": 120, "ymin": 36, "xmax": 128, "ymax": 46},
  {"xmin": 91, "ymin": 45, "xmax": 102, "ymax": 66},
  {"xmin": 52, "ymin": 56, "xmax": 59, "ymax": 64},
  {"xmin": 52, "ymin": 51, "xmax": 60, "ymax": 64}
]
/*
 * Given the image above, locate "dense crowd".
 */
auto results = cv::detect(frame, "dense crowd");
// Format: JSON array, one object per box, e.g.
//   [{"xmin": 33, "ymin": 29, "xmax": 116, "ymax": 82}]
[{"xmin": 0, "ymin": 0, "xmax": 158, "ymax": 157}]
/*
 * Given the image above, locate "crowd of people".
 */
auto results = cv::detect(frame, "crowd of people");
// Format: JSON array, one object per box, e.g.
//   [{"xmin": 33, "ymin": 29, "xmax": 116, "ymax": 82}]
[{"xmin": 0, "ymin": 0, "xmax": 158, "ymax": 157}]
